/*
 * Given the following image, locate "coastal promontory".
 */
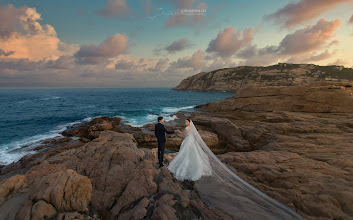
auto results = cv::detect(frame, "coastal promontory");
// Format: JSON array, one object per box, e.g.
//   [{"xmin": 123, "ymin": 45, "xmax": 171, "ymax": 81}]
[{"xmin": 173, "ymin": 63, "xmax": 353, "ymax": 92}]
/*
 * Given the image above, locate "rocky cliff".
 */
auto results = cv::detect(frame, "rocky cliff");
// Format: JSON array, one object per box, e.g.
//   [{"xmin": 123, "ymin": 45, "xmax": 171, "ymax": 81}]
[{"xmin": 173, "ymin": 63, "xmax": 353, "ymax": 92}]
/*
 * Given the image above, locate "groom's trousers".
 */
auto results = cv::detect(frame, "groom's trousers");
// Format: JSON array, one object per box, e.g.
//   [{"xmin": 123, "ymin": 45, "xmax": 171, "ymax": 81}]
[{"xmin": 157, "ymin": 141, "xmax": 166, "ymax": 165}]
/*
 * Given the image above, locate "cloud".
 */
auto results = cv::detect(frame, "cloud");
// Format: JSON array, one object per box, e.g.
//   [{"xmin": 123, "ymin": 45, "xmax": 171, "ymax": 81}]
[
  {"xmin": 285, "ymin": 50, "xmax": 335, "ymax": 63},
  {"xmin": 113, "ymin": 56, "xmax": 169, "ymax": 73},
  {"xmin": 265, "ymin": 0, "xmax": 352, "ymax": 28},
  {"xmin": 96, "ymin": 0, "xmax": 130, "ymax": 17},
  {"xmin": 0, "ymin": 4, "xmax": 78, "ymax": 61},
  {"xmin": 235, "ymin": 19, "xmax": 341, "ymax": 66},
  {"xmin": 115, "ymin": 59, "xmax": 136, "ymax": 70},
  {"xmin": 306, "ymin": 50, "xmax": 334, "ymax": 61},
  {"xmin": 206, "ymin": 26, "xmax": 254, "ymax": 58},
  {"xmin": 75, "ymin": 34, "xmax": 129, "ymax": 64},
  {"xmin": 277, "ymin": 18, "xmax": 341, "ymax": 55},
  {"xmin": 168, "ymin": 49, "xmax": 206, "ymax": 70},
  {"xmin": 0, "ymin": 4, "xmax": 26, "ymax": 39},
  {"xmin": 148, "ymin": 58, "xmax": 169, "ymax": 72},
  {"xmin": 164, "ymin": 37, "xmax": 191, "ymax": 53},
  {"xmin": 328, "ymin": 59, "xmax": 348, "ymax": 66}
]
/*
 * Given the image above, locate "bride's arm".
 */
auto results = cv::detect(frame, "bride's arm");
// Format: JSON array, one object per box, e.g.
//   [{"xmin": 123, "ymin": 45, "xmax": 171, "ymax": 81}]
[
  {"xmin": 182, "ymin": 126, "xmax": 190, "ymax": 136},
  {"xmin": 175, "ymin": 127, "xmax": 189, "ymax": 138}
]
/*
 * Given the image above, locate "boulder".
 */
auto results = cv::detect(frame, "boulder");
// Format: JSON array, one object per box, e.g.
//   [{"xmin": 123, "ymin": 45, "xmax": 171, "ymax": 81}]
[
  {"xmin": 31, "ymin": 169, "xmax": 92, "ymax": 212},
  {"xmin": 0, "ymin": 175, "xmax": 26, "ymax": 205},
  {"xmin": 193, "ymin": 115, "xmax": 252, "ymax": 151},
  {"xmin": 31, "ymin": 200, "xmax": 57, "ymax": 220},
  {"xmin": 61, "ymin": 116, "xmax": 120, "ymax": 140}
]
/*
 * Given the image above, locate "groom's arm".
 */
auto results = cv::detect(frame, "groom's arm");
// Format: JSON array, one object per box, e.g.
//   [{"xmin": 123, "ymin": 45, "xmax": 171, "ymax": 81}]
[{"xmin": 162, "ymin": 125, "xmax": 174, "ymax": 134}]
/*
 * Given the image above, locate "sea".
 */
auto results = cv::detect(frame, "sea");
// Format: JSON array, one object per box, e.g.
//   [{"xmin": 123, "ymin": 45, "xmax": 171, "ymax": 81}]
[{"xmin": 0, "ymin": 88, "xmax": 233, "ymax": 165}]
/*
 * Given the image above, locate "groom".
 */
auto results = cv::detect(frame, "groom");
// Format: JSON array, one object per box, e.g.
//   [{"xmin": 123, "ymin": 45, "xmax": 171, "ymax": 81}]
[{"xmin": 155, "ymin": 117, "xmax": 174, "ymax": 168}]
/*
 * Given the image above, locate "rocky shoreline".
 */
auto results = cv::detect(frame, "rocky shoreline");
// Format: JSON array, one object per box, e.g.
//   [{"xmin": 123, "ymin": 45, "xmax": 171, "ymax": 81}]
[{"xmin": 1, "ymin": 81, "xmax": 353, "ymax": 219}]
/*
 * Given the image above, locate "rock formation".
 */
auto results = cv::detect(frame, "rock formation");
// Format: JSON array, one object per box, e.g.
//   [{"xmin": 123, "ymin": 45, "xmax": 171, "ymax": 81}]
[
  {"xmin": 173, "ymin": 63, "xmax": 353, "ymax": 92},
  {"xmin": 186, "ymin": 81, "xmax": 353, "ymax": 219},
  {"xmin": 0, "ymin": 130, "xmax": 229, "ymax": 219}
]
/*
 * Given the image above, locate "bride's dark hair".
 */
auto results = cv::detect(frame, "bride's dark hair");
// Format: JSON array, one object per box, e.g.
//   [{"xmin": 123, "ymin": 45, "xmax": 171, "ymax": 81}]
[{"xmin": 186, "ymin": 118, "xmax": 191, "ymax": 122}]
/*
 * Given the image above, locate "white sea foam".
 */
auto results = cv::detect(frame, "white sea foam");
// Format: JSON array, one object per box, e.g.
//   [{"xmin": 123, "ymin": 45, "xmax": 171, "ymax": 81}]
[
  {"xmin": 0, "ymin": 117, "xmax": 92, "ymax": 165},
  {"xmin": 162, "ymin": 106, "xmax": 194, "ymax": 113},
  {"xmin": 123, "ymin": 106, "xmax": 193, "ymax": 127}
]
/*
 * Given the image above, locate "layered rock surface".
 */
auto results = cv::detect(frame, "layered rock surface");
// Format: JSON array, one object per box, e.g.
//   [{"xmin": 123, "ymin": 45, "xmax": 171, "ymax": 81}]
[
  {"xmin": 173, "ymin": 63, "xmax": 353, "ymax": 92},
  {"xmin": 0, "ymin": 130, "xmax": 229, "ymax": 219},
  {"xmin": 193, "ymin": 111, "xmax": 353, "ymax": 219},
  {"xmin": 189, "ymin": 81, "xmax": 353, "ymax": 219}
]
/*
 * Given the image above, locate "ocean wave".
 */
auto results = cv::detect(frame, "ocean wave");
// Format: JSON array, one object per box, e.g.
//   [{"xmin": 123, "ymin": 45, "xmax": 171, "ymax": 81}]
[
  {"xmin": 162, "ymin": 106, "xmax": 195, "ymax": 113},
  {"xmin": 121, "ymin": 106, "xmax": 192, "ymax": 127},
  {"xmin": 0, "ymin": 117, "xmax": 92, "ymax": 165},
  {"xmin": 123, "ymin": 114, "xmax": 178, "ymax": 127}
]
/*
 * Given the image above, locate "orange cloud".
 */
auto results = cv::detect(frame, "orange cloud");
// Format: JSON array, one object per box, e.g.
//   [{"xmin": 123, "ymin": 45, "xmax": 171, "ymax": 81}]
[
  {"xmin": 236, "ymin": 19, "xmax": 341, "ymax": 66},
  {"xmin": 168, "ymin": 49, "xmax": 206, "ymax": 70},
  {"xmin": 206, "ymin": 26, "xmax": 254, "ymax": 57},
  {"xmin": 265, "ymin": 0, "xmax": 352, "ymax": 28},
  {"xmin": 0, "ymin": 4, "xmax": 78, "ymax": 61},
  {"xmin": 278, "ymin": 18, "xmax": 341, "ymax": 55}
]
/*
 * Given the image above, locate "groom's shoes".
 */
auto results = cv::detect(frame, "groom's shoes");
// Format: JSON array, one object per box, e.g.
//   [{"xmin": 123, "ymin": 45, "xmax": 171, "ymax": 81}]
[{"xmin": 158, "ymin": 163, "xmax": 164, "ymax": 168}]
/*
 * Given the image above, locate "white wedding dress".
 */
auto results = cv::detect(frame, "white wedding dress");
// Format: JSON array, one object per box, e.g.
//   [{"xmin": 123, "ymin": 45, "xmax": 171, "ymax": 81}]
[
  {"xmin": 167, "ymin": 120, "xmax": 302, "ymax": 219},
  {"xmin": 167, "ymin": 122, "xmax": 212, "ymax": 181}
]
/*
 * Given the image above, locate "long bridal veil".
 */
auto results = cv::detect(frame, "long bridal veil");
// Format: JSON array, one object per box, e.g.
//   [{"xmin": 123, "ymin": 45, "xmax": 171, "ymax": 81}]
[{"xmin": 190, "ymin": 121, "xmax": 302, "ymax": 219}]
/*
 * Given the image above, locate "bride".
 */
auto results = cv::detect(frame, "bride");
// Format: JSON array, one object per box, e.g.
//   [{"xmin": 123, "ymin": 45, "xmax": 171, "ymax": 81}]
[
  {"xmin": 167, "ymin": 118, "xmax": 302, "ymax": 219},
  {"xmin": 167, "ymin": 119, "xmax": 212, "ymax": 181}
]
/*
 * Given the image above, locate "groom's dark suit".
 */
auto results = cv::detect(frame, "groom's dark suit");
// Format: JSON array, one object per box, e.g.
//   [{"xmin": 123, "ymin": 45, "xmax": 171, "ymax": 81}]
[{"xmin": 155, "ymin": 122, "xmax": 174, "ymax": 165}]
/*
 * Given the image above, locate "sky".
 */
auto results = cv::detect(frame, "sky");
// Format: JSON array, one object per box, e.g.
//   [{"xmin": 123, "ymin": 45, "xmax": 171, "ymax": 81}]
[{"xmin": 0, "ymin": 0, "xmax": 353, "ymax": 88}]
